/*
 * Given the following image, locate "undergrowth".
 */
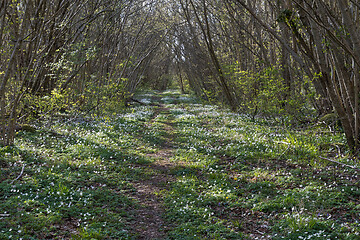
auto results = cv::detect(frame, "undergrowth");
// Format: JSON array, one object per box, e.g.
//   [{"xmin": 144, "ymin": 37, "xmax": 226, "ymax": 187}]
[{"xmin": 1, "ymin": 90, "xmax": 359, "ymax": 239}]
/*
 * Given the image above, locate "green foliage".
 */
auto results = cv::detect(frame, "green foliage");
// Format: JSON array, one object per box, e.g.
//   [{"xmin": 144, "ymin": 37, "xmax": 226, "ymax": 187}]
[
  {"xmin": 72, "ymin": 228, "xmax": 105, "ymax": 240},
  {"xmin": 223, "ymin": 63, "xmax": 315, "ymax": 121},
  {"xmin": 46, "ymin": 43, "xmax": 129, "ymax": 115},
  {"xmin": 22, "ymin": 88, "xmax": 74, "ymax": 121},
  {"xmin": 82, "ymin": 77, "xmax": 129, "ymax": 114}
]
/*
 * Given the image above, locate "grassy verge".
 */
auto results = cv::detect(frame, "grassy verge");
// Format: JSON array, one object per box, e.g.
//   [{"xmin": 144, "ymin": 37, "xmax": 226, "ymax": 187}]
[
  {"xmin": 163, "ymin": 97, "xmax": 360, "ymax": 239},
  {"xmin": 1, "ymin": 90, "xmax": 359, "ymax": 239}
]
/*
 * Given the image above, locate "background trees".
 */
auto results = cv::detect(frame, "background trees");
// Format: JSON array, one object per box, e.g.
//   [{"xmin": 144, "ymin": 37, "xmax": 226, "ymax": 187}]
[
  {"xmin": 1, "ymin": 0, "xmax": 360, "ymax": 152},
  {"xmin": 0, "ymin": 0, "xmax": 166, "ymax": 145},
  {"xmin": 225, "ymin": 0, "xmax": 360, "ymax": 151},
  {"xmin": 172, "ymin": 0, "xmax": 360, "ymax": 152}
]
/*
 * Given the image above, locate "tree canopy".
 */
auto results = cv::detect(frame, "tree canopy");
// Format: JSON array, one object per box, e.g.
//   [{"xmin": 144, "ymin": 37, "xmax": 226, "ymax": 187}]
[{"xmin": 1, "ymin": 0, "xmax": 360, "ymax": 151}]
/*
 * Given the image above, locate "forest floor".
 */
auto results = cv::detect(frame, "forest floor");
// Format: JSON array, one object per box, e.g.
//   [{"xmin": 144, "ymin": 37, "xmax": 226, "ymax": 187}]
[{"xmin": 1, "ymin": 90, "xmax": 360, "ymax": 239}]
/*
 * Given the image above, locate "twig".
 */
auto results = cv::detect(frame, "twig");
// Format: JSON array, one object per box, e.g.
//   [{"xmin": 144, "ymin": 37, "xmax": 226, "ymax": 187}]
[
  {"xmin": 10, "ymin": 164, "xmax": 25, "ymax": 184},
  {"xmin": 129, "ymin": 98, "xmax": 147, "ymax": 106},
  {"xmin": 0, "ymin": 214, "xmax": 10, "ymax": 217},
  {"xmin": 278, "ymin": 145, "xmax": 291, "ymax": 160},
  {"xmin": 319, "ymin": 156, "xmax": 360, "ymax": 171},
  {"xmin": 255, "ymin": 230, "xmax": 265, "ymax": 235}
]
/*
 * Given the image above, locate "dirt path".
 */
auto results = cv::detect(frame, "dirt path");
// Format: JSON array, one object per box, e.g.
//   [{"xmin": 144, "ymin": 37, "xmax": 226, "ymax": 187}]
[{"xmin": 128, "ymin": 106, "xmax": 180, "ymax": 239}]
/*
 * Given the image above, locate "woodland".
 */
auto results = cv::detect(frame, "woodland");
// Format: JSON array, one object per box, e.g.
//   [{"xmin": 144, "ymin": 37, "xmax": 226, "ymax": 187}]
[{"xmin": 1, "ymin": 0, "xmax": 360, "ymax": 239}]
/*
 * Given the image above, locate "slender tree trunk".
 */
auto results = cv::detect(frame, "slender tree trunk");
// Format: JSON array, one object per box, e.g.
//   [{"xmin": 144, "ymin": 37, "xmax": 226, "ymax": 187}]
[{"xmin": 189, "ymin": 0, "xmax": 237, "ymax": 110}]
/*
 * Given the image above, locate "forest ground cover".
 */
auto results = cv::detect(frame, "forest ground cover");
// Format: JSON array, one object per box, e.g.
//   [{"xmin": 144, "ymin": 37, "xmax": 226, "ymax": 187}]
[{"xmin": 1, "ymin": 90, "xmax": 360, "ymax": 239}]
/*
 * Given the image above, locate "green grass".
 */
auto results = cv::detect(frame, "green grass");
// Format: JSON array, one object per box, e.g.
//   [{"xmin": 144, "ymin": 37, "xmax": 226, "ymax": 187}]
[
  {"xmin": 1, "ymin": 90, "xmax": 360, "ymax": 239},
  {"xmin": 0, "ymin": 104, "xmax": 158, "ymax": 239}
]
